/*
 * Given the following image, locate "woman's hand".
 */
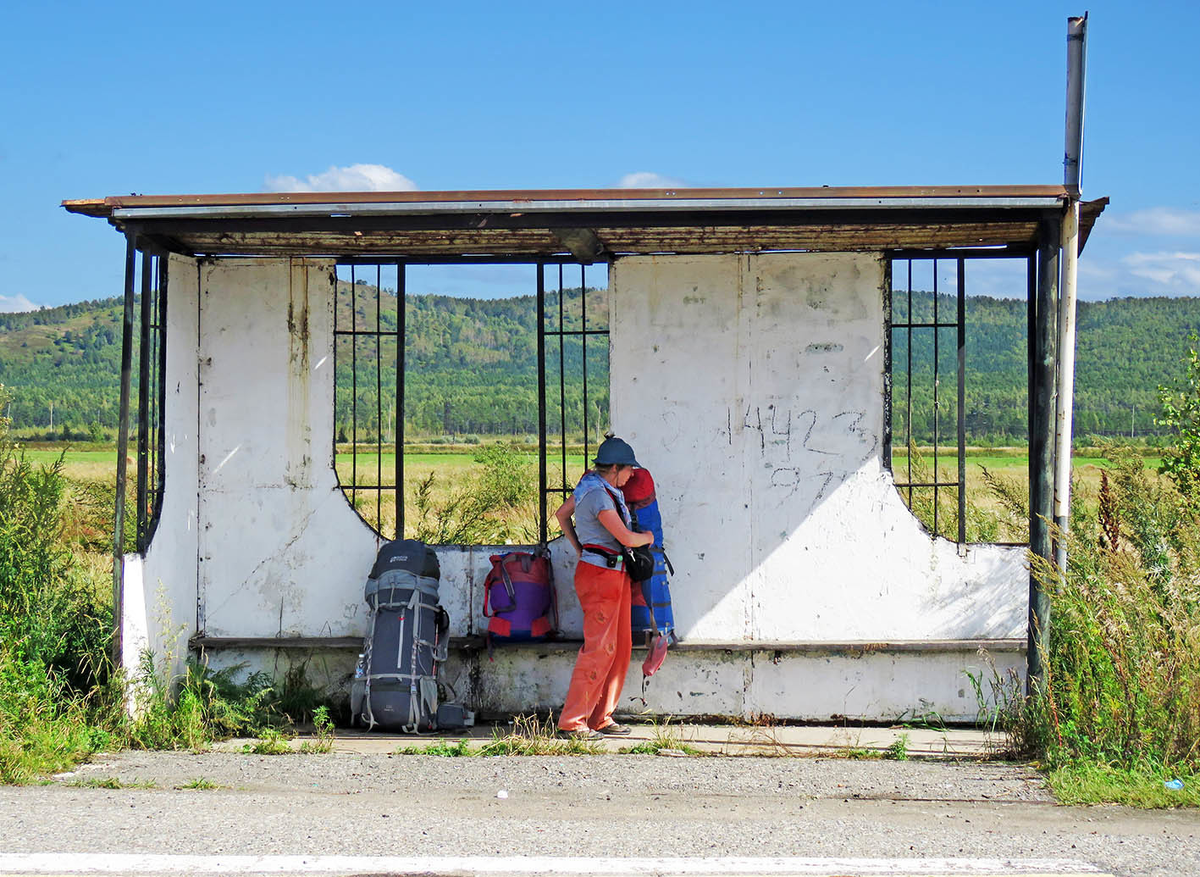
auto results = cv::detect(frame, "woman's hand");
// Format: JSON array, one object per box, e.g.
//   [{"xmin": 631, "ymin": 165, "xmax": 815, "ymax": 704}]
[{"xmin": 597, "ymin": 509, "xmax": 655, "ymax": 548}]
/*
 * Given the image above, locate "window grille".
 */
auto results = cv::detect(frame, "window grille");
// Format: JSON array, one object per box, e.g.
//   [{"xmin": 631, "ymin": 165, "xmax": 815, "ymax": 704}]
[
  {"xmin": 333, "ymin": 259, "xmax": 609, "ymax": 545},
  {"xmin": 538, "ymin": 262, "xmax": 610, "ymax": 544},
  {"xmin": 333, "ymin": 261, "xmax": 403, "ymax": 539},
  {"xmin": 124, "ymin": 241, "xmax": 167, "ymax": 553},
  {"xmin": 884, "ymin": 250, "xmax": 1034, "ymax": 545}
]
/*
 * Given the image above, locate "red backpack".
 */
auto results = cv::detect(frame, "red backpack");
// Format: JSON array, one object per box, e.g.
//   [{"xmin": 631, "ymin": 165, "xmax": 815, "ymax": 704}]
[{"xmin": 482, "ymin": 550, "xmax": 557, "ymax": 645}]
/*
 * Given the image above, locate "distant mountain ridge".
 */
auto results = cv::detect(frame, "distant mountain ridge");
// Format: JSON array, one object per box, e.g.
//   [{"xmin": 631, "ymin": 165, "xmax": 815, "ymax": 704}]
[{"xmin": 1, "ymin": 291, "xmax": 1197, "ymax": 442}]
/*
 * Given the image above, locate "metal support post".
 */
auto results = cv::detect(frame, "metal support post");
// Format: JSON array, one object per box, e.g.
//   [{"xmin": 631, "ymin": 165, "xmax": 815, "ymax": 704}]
[
  {"xmin": 1028, "ymin": 218, "xmax": 1060, "ymax": 690},
  {"xmin": 1054, "ymin": 201, "xmax": 1081, "ymax": 572}
]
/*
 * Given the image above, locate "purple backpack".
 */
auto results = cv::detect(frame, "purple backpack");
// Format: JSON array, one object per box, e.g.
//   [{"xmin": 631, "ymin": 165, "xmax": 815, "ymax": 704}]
[{"xmin": 483, "ymin": 551, "xmax": 557, "ymax": 644}]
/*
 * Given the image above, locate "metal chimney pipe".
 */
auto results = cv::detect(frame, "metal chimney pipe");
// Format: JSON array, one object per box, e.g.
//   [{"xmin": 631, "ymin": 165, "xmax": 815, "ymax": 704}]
[
  {"xmin": 1064, "ymin": 13, "xmax": 1088, "ymax": 196},
  {"xmin": 1053, "ymin": 14, "xmax": 1089, "ymax": 579}
]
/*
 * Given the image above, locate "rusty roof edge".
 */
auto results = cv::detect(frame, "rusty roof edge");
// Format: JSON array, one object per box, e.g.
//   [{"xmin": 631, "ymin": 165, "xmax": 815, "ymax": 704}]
[
  {"xmin": 1077, "ymin": 196, "xmax": 1109, "ymax": 256},
  {"xmin": 106, "ymin": 194, "xmax": 1067, "ymax": 222},
  {"xmin": 63, "ymin": 185, "xmax": 1071, "ymax": 219},
  {"xmin": 61, "ymin": 198, "xmax": 111, "ymax": 218}
]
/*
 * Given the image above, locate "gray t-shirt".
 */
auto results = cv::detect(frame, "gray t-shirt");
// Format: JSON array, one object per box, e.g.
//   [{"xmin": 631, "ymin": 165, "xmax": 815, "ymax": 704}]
[{"xmin": 574, "ymin": 484, "xmax": 621, "ymax": 555}]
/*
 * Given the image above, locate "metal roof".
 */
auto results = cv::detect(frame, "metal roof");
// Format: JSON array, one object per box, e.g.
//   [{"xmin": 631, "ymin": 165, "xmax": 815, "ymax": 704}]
[{"xmin": 62, "ymin": 186, "xmax": 1106, "ymax": 260}]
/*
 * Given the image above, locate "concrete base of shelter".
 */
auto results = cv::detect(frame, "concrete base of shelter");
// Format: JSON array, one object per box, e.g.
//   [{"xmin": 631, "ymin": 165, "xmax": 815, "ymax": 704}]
[
  {"xmin": 438, "ymin": 639, "xmax": 1027, "ymax": 726},
  {"xmin": 185, "ymin": 638, "xmax": 1026, "ymax": 727}
]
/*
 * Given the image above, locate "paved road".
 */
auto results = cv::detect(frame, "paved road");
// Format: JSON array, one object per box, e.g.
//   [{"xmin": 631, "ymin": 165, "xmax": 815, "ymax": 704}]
[{"xmin": 0, "ymin": 751, "xmax": 1196, "ymax": 876}]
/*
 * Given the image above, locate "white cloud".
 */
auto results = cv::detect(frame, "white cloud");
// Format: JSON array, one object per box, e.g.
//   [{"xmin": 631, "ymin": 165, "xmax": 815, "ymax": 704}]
[
  {"xmin": 1104, "ymin": 207, "xmax": 1200, "ymax": 238},
  {"xmin": 617, "ymin": 171, "xmax": 687, "ymax": 189},
  {"xmin": 0, "ymin": 294, "xmax": 40, "ymax": 313},
  {"xmin": 948, "ymin": 247, "xmax": 1200, "ymax": 300},
  {"xmin": 1120, "ymin": 251, "xmax": 1200, "ymax": 289},
  {"xmin": 264, "ymin": 163, "xmax": 417, "ymax": 193}
]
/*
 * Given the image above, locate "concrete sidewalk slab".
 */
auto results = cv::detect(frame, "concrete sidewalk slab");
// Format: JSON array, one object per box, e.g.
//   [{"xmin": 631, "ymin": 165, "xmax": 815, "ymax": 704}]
[{"xmin": 215, "ymin": 723, "xmax": 1006, "ymax": 759}]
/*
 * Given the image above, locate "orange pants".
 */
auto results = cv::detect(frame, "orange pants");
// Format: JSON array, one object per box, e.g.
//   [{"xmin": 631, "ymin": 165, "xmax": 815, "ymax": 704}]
[{"xmin": 557, "ymin": 561, "xmax": 632, "ymax": 731}]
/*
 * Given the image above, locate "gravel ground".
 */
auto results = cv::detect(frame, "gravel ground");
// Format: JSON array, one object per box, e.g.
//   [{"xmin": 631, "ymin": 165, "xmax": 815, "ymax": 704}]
[{"xmin": 0, "ymin": 751, "xmax": 1196, "ymax": 876}]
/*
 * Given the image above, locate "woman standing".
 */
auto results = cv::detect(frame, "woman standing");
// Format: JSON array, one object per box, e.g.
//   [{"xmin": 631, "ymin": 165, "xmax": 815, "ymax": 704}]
[{"xmin": 554, "ymin": 435, "xmax": 655, "ymax": 738}]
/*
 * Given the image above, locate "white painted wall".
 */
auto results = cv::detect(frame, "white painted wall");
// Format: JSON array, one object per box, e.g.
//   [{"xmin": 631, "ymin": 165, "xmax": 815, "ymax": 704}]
[
  {"xmin": 609, "ymin": 254, "xmax": 1027, "ymax": 644},
  {"xmin": 195, "ymin": 259, "xmax": 378, "ymax": 640},
  {"xmin": 129, "ymin": 252, "xmax": 1026, "ymax": 721}
]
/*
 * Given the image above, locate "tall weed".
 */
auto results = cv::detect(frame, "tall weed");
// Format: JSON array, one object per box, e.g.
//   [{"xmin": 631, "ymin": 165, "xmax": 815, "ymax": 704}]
[
  {"xmin": 127, "ymin": 654, "xmax": 274, "ymax": 750},
  {"xmin": 1023, "ymin": 445, "xmax": 1200, "ymax": 771},
  {"xmin": 0, "ymin": 385, "xmax": 121, "ymax": 781},
  {"xmin": 0, "ymin": 651, "xmax": 113, "ymax": 783}
]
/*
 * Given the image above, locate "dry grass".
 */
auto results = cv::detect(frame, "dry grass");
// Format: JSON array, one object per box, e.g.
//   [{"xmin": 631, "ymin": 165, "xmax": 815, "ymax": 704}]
[
  {"xmin": 32, "ymin": 442, "xmax": 1160, "ymax": 551},
  {"xmin": 890, "ymin": 447, "xmax": 1158, "ymax": 543}
]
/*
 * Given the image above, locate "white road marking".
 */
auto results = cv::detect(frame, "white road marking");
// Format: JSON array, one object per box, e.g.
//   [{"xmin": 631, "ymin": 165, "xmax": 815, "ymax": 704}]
[{"xmin": 0, "ymin": 853, "xmax": 1107, "ymax": 875}]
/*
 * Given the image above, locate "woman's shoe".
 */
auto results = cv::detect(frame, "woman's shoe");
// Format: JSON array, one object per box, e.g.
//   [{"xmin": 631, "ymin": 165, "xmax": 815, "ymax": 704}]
[
  {"xmin": 558, "ymin": 727, "xmax": 602, "ymax": 740},
  {"xmin": 597, "ymin": 722, "xmax": 632, "ymax": 736}
]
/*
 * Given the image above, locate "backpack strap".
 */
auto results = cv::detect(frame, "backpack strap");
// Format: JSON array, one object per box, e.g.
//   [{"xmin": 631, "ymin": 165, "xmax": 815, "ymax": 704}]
[
  {"xmin": 483, "ymin": 554, "xmax": 519, "ymax": 616},
  {"xmin": 657, "ymin": 546, "xmax": 675, "ymax": 577},
  {"xmin": 496, "ymin": 559, "xmax": 518, "ymax": 612},
  {"xmin": 545, "ymin": 547, "xmax": 558, "ymax": 635}
]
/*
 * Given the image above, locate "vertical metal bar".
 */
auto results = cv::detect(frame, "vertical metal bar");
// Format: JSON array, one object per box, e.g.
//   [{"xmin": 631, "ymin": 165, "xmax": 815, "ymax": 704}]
[
  {"xmin": 333, "ymin": 264, "xmax": 340, "ymax": 499},
  {"xmin": 136, "ymin": 249, "xmax": 152, "ymax": 548},
  {"xmin": 881, "ymin": 258, "xmax": 892, "ymax": 471},
  {"xmin": 537, "ymin": 263, "xmax": 548, "ymax": 545},
  {"xmin": 351, "ymin": 265, "xmax": 357, "ymax": 511},
  {"xmin": 558, "ymin": 265, "xmax": 567, "ymax": 493},
  {"xmin": 1029, "ymin": 218, "xmax": 1060, "ymax": 691},
  {"xmin": 396, "ymin": 262, "xmax": 406, "ymax": 540},
  {"xmin": 933, "ymin": 261, "xmax": 940, "ymax": 535},
  {"xmin": 957, "ymin": 257, "xmax": 967, "ymax": 545},
  {"xmin": 149, "ymin": 257, "xmax": 160, "ymax": 529},
  {"xmin": 906, "ymin": 261, "xmax": 913, "ymax": 508},
  {"xmin": 376, "ymin": 264, "xmax": 382, "ymax": 530},
  {"xmin": 580, "ymin": 263, "xmax": 589, "ymax": 463},
  {"xmin": 113, "ymin": 231, "xmax": 139, "ymax": 669},
  {"xmin": 1027, "ymin": 255, "xmax": 1037, "ymax": 531},
  {"xmin": 155, "ymin": 253, "xmax": 169, "ymax": 527}
]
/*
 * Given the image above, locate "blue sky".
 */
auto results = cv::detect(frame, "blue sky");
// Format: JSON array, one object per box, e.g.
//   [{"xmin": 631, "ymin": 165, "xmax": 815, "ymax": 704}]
[{"xmin": 2, "ymin": 1, "xmax": 1198, "ymax": 309}]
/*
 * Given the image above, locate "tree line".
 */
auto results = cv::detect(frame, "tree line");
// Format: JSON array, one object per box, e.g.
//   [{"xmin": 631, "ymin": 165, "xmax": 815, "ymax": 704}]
[{"xmin": 2, "ymin": 287, "xmax": 1198, "ymax": 443}]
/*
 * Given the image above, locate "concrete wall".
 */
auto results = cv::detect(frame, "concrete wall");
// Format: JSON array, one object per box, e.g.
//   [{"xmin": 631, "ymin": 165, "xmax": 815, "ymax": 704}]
[
  {"xmin": 125, "ymin": 252, "xmax": 1026, "ymax": 721},
  {"xmin": 194, "ymin": 259, "xmax": 378, "ymax": 642},
  {"xmin": 609, "ymin": 253, "xmax": 1026, "ymax": 643}
]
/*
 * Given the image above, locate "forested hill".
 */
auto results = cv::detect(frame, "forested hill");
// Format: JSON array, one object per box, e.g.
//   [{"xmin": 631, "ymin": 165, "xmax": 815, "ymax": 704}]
[
  {"xmin": 1, "ymin": 289, "xmax": 1198, "ymax": 442},
  {"xmin": 893, "ymin": 293, "xmax": 1200, "ymax": 441}
]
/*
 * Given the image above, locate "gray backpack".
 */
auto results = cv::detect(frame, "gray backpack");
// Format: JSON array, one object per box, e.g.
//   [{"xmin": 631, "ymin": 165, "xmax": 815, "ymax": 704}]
[{"xmin": 353, "ymin": 540, "xmax": 448, "ymax": 732}]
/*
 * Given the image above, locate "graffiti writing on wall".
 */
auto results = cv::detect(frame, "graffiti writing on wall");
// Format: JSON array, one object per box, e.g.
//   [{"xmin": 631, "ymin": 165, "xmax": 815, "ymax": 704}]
[{"xmin": 732, "ymin": 402, "xmax": 878, "ymax": 511}]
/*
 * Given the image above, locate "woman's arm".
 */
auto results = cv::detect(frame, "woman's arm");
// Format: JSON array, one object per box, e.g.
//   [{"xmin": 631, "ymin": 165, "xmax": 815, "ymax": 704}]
[
  {"xmin": 554, "ymin": 496, "xmax": 582, "ymax": 556},
  {"xmin": 597, "ymin": 509, "xmax": 655, "ymax": 547}
]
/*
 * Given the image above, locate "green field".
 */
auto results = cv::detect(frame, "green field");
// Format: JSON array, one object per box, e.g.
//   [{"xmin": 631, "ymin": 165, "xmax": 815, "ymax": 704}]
[
  {"xmin": 31, "ymin": 443, "xmax": 1158, "ymax": 497},
  {"xmin": 27, "ymin": 442, "xmax": 1164, "ymax": 548}
]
